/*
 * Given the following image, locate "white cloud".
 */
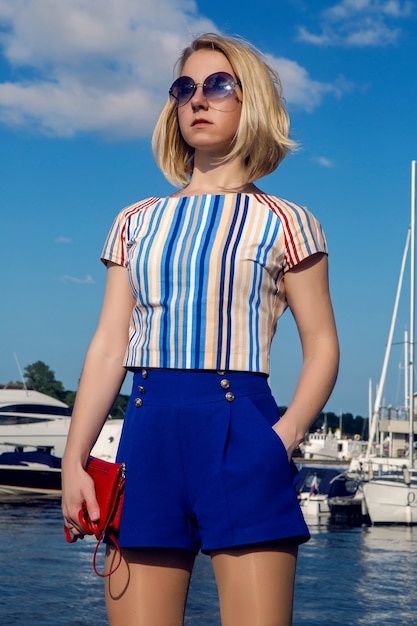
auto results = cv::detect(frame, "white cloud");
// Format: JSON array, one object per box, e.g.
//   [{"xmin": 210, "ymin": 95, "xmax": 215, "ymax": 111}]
[
  {"xmin": 382, "ymin": 0, "xmax": 414, "ymax": 16},
  {"xmin": 55, "ymin": 236, "xmax": 72, "ymax": 244},
  {"xmin": 0, "ymin": 0, "xmax": 215, "ymax": 137},
  {"xmin": 61, "ymin": 274, "xmax": 95, "ymax": 284},
  {"xmin": 297, "ymin": 27, "xmax": 333, "ymax": 47},
  {"xmin": 0, "ymin": 0, "xmax": 348, "ymax": 138},
  {"xmin": 313, "ymin": 156, "xmax": 336, "ymax": 168},
  {"xmin": 271, "ymin": 56, "xmax": 351, "ymax": 112},
  {"xmin": 298, "ymin": 0, "xmax": 414, "ymax": 47},
  {"xmin": 324, "ymin": 0, "xmax": 413, "ymax": 19}
]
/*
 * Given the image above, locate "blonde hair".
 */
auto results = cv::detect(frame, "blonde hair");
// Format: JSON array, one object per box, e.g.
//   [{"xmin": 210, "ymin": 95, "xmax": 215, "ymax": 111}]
[{"xmin": 152, "ymin": 33, "xmax": 297, "ymax": 187}]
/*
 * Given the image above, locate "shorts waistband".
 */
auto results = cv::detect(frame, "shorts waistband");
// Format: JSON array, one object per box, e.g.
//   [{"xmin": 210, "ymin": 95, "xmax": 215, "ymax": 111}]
[{"xmin": 130, "ymin": 368, "xmax": 270, "ymax": 406}]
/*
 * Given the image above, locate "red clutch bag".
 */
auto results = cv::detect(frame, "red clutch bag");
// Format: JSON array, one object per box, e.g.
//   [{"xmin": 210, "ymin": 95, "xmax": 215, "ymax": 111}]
[{"xmin": 64, "ymin": 456, "xmax": 126, "ymax": 577}]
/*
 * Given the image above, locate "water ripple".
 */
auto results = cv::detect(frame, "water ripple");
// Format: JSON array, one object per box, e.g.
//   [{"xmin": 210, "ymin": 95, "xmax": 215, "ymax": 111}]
[{"xmin": 1, "ymin": 502, "xmax": 416, "ymax": 625}]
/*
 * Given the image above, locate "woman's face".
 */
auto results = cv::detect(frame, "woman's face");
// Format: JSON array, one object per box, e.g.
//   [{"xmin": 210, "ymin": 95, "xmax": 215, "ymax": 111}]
[{"xmin": 176, "ymin": 49, "xmax": 242, "ymax": 157}]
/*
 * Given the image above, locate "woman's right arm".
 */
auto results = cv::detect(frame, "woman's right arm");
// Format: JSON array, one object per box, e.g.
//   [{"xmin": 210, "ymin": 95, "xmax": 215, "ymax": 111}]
[{"xmin": 61, "ymin": 262, "xmax": 135, "ymax": 534}]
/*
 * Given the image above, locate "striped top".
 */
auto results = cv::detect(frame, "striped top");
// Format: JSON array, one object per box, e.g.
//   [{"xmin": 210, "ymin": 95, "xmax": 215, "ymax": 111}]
[{"xmin": 101, "ymin": 193, "xmax": 327, "ymax": 374}]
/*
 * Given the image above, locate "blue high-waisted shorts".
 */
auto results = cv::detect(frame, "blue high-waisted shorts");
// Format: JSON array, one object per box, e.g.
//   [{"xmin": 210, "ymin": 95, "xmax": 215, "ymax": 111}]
[{"xmin": 114, "ymin": 369, "xmax": 309, "ymax": 553}]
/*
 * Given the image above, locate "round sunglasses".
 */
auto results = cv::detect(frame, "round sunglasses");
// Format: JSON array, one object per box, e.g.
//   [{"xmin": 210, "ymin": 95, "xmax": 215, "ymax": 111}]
[{"xmin": 169, "ymin": 71, "xmax": 241, "ymax": 107}]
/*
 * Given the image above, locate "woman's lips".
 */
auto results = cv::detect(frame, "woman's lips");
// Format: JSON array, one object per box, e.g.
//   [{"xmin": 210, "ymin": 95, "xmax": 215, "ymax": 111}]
[{"xmin": 191, "ymin": 118, "xmax": 211, "ymax": 126}]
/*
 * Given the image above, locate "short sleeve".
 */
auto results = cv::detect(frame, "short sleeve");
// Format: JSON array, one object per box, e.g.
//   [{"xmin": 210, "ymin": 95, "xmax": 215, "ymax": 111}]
[
  {"xmin": 100, "ymin": 198, "xmax": 158, "ymax": 267},
  {"xmin": 279, "ymin": 202, "xmax": 327, "ymax": 273},
  {"xmin": 100, "ymin": 211, "xmax": 128, "ymax": 267}
]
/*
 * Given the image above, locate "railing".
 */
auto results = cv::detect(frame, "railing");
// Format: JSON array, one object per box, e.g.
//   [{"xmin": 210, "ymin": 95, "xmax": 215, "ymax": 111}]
[{"xmin": 378, "ymin": 406, "xmax": 409, "ymax": 421}]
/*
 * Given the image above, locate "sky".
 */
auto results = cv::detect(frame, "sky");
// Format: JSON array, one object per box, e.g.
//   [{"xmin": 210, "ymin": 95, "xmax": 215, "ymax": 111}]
[{"xmin": 1, "ymin": 0, "xmax": 417, "ymax": 418}]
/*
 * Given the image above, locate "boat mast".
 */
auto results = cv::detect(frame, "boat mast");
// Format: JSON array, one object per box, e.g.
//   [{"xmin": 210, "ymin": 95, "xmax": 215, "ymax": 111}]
[
  {"xmin": 409, "ymin": 160, "xmax": 416, "ymax": 469},
  {"xmin": 365, "ymin": 228, "xmax": 410, "ymax": 458},
  {"xmin": 13, "ymin": 352, "xmax": 29, "ymax": 394}
]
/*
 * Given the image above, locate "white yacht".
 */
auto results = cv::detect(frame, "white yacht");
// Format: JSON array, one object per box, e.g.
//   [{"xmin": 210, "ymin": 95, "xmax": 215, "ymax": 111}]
[
  {"xmin": 362, "ymin": 468, "xmax": 417, "ymax": 524},
  {"xmin": 300, "ymin": 428, "xmax": 366, "ymax": 462},
  {"xmin": 0, "ymin": 385, "xmax": 72, "ymax": 457},
  {"xmin": 0, "ymin": 385, "xmax": 123, "ymax": 497}
]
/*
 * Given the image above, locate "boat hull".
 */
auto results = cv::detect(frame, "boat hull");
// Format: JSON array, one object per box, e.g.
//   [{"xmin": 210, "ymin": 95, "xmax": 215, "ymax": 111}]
[
  {"xmin": 299, "ymin": 494, "xmax": 330, "ymax": 517},
  {"xmin": 0, "ymin": 464, "xmax": 61, "ymax": 497},
  {"xmin": 363, "ymin": 478, "xmax": 417, "ymax": 524}
]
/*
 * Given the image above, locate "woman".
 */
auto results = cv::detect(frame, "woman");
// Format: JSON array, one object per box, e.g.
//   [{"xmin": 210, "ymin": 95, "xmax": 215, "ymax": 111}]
[{"xmin": 62, "ymin": 32, "xmax": 339, "ymax": 626}]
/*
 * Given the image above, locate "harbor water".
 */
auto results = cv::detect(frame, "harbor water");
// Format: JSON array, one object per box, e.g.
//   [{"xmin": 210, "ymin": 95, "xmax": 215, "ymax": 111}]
[{"xmin": 1, "ymin": 499, "xmax": 416, "ymax": 625}]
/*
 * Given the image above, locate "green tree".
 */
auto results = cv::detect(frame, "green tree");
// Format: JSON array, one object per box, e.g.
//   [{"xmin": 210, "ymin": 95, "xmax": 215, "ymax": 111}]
[
  {"xmin": 64, "ymin": 390, "xmax": 76, "ymax": 409},
  {"xmin": 24, "ymin": 361, "xmax": 66, "ymax": 401},
  {"xmin": 279, "ymin": 406, "xmax": 368, "ymax": 439},
  {"xmin": 111, "ymin": 393, "xmax": 129, "ymax": 418}
]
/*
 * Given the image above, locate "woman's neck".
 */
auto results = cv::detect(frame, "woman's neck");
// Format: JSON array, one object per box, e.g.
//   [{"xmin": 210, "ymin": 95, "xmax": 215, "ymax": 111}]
[{"xmin": 175, "ymin": 158, "xmax": 261, "ymax": 197}]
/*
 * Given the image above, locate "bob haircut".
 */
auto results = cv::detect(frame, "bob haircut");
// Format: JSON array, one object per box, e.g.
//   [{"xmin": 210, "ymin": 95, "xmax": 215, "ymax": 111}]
[{"xmin": 152, "ymin": 32, "xmax": 297, "ymax": 188}]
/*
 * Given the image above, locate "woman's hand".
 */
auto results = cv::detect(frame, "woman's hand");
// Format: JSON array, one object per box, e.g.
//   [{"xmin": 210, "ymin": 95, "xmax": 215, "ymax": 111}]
[
  {"xmin": 272, "ymin": 418, "xmax": 300, "ymax": 461},
  {"xmin": 61, "ymin": 461, "xmax": 100, "ymax": 539}
]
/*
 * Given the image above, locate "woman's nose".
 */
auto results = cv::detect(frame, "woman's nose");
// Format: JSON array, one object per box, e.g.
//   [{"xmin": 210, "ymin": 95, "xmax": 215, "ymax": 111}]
[{"xmin": 190, "ymin": 85, "xmax": 209, "ymax": 110}]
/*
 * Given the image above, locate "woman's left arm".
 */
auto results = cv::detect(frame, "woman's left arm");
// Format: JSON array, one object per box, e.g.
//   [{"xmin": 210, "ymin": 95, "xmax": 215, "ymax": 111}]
[{"xmin": 273, "ymin": 252, "xmax": 339, "ymax": 458}]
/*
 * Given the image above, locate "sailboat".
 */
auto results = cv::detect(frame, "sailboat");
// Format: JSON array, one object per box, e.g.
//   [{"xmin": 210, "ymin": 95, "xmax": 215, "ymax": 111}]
[{"xmin": 361, "ymin": 161, "xmax": 417, "ymax": 524}]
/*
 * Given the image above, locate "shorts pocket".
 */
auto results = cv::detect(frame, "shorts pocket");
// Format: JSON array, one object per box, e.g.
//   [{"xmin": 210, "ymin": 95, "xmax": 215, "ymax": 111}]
[
  {"xmin": 247, "ymin": 394, "xmax": 288, "ymax": 452},
  {"xmin": 227, "ymin": 394, "xmax": 291, "ymax": 476},
  {"xmin": 240, "ymin": 394, "xmax": 300, "ymax": 485}
]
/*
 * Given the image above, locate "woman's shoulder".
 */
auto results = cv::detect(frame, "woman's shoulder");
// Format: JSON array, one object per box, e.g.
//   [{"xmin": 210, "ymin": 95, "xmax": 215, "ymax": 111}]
[
  {"xmin": 254, "ymin": 193, "xmax": 316, "ymax": 217},
  {"xmin": 255, "ymin": 194, "xmax": 325, "ymax": 245},
  {"xmin": 117, "ymin": 196, "xmax": 162, "ymax": 217}
]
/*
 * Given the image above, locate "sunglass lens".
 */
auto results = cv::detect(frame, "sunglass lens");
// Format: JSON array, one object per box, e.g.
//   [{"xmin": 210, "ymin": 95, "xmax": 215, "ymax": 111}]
[
  {"xmin": 169, "ymin": 76, "xmax": 195, "ymax": 105},
  {"xmin": 204, "ymin": 72, "xmax": 236, "ymax": 100}
]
